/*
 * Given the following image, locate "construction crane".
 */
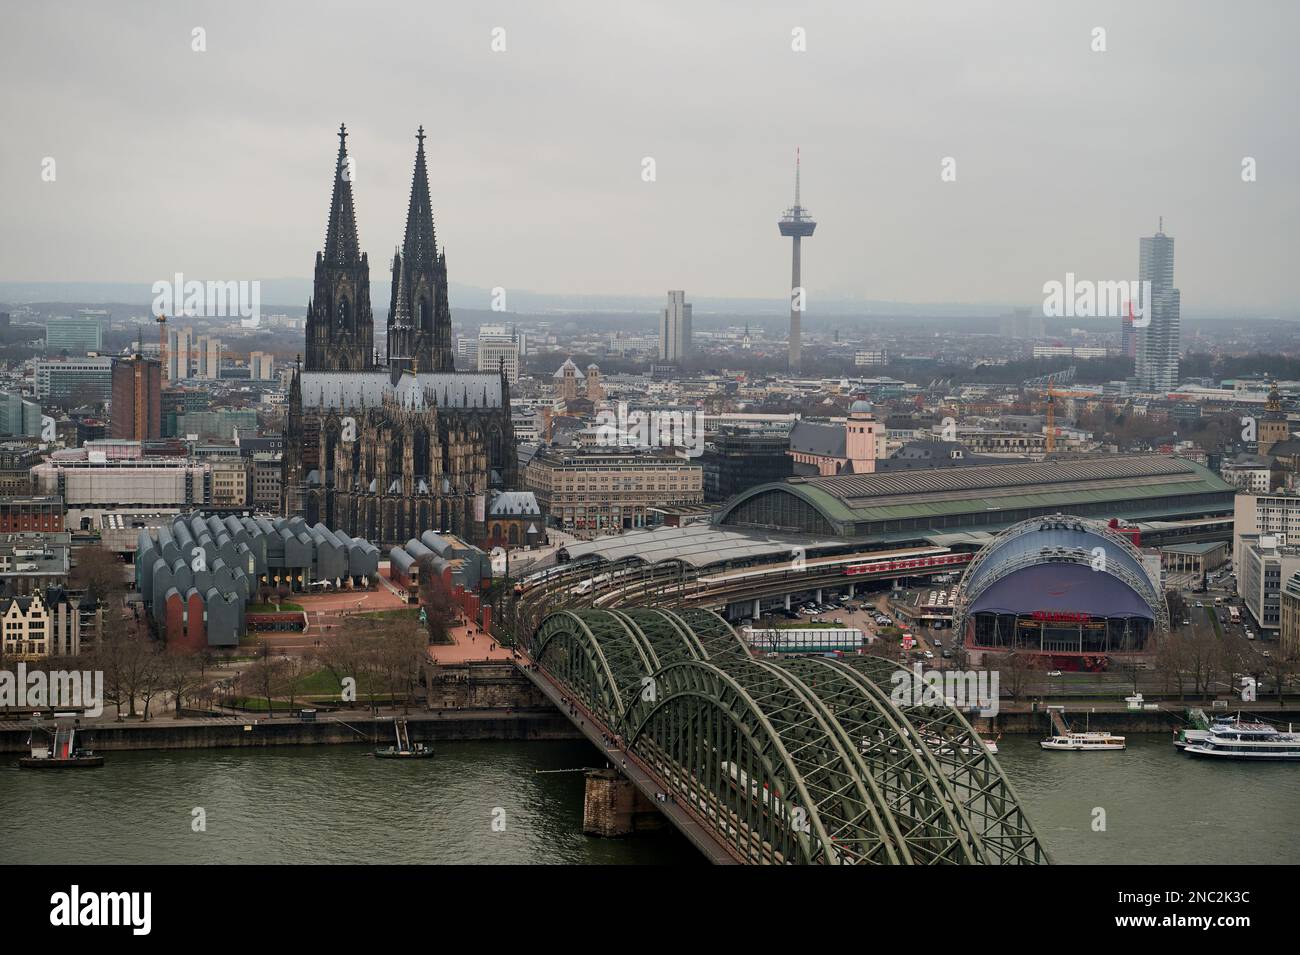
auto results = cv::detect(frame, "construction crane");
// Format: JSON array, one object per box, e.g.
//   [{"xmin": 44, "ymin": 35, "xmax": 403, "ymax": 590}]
[
  {"xmin": 156, "ymin": 312, "xmax": 168, "ymax": 381},
  {"xmin": 1046, "ymin": 385, "xmax": 1056, "ymax": 453}
]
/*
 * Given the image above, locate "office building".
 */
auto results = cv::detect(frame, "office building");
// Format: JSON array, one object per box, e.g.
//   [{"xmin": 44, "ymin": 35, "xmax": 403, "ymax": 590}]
[
  {"xmin": 250, "ymin": 453, "xmax": 282, "ymax": 509},
  {"xmin": 110, "ymin": 355, "xmax": 163, "ymax": 441},
  {"xmin": 1135, "ymin": 220, "xmax": 1180, "ymax": 392},
  {"xmin": 44, "ymin": 317, "xmax": 103, "ymax": 354},
  {"xmin": 477, "ymin": 327, "xmax": 520, "ymax": 383},
  {"xmin": 525, "ymin": 449, "xmax": 703, "ymax": 532},
  {"xmin": 1237, "ymin": 535, "xmax": 1300, "ymax": 636},
  {"xmin": 659, "ymin": 290, "xmax": 692, "ymax": 364},
  {"xmin": 209, "ymin": 458, "xmax": 248, "ymax": 507},
  {"xmin": 1281, "ymin": 570, "xmax": 1300, "ymax": 657},
  {"xmin": 168, "ymin": 325, "xmax": 196, "ymax": 380},
  {"xmin": 701, "ymin": 431, "xmax": 793, "ymax": 502},
  {"xmin": 34, "ymin": 358, "xmax": 113, "ymax": 403},
  {"xmin": 248, "ymin": 351, "xmax": 275, "ymax": 381},
  {"xmin": 1233, "ymin": 491, "xmax": 1300, "ymax": 568},
  {"xmin": 0, "ymin": 392, "xmax": 42, "ymax": 438}
]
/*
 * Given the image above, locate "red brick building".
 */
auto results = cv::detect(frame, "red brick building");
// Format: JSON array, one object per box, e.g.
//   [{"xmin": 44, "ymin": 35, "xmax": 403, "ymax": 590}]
[{"xmin": 0, "ymin": 495, "xmax": 63, "ymax": 533}]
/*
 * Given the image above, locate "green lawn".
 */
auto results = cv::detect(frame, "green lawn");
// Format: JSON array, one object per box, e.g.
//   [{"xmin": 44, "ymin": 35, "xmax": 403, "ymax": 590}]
[
  {"xmin": 298, "ymin": 668, "xmax": 343, "ymax": 695},
  {"xmin": 247, "ymin": 602, "xmax": 304, "ymax": 613},
  {"xmin": 230, "ymin": 696, "xmax": 299, "ymax": 711}
]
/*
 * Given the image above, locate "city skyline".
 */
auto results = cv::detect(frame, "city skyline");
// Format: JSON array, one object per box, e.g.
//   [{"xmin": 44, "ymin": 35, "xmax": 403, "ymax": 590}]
[{"xmin": 2, "ymin": 1, "xmax": 1298, "ymax": 313}]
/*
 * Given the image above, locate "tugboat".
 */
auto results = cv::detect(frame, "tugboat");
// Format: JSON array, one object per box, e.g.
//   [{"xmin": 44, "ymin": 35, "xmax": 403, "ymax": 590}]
[
  {"xmin": 18, "ymin": 713, "xmax": 105, "ymax": 769},
  {"xmin": 373, "ymin": 718, "xmax": 433, "ymax": 759}
]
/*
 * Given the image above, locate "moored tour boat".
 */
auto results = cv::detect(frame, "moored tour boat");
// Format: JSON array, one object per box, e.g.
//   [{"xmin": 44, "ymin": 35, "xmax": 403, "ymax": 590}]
[
  {"xmin": 1182, "ymin": 719, "xmax": 1300, "ymax": 761},
  {"xmin": 1040, "ymin": 732, "xmax": 1126, "ymax": 751}
]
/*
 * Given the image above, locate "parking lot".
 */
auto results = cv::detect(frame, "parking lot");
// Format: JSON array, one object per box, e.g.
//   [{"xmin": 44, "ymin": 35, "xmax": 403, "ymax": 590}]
[{"xmin": 757, "ymin": 583, "xmax": 956, "ymax": 664}]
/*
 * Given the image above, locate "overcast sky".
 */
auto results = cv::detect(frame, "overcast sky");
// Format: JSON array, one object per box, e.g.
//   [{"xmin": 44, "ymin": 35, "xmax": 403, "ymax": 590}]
[{"xmin": 3, "ymin": 0, "xmax": 1297, "ymax": 312}]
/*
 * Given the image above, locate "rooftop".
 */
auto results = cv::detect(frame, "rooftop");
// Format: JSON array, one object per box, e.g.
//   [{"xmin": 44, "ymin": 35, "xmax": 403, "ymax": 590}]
[{"xmin": 561, "ymin": 524, "xmax": 850, "ymax": 570}]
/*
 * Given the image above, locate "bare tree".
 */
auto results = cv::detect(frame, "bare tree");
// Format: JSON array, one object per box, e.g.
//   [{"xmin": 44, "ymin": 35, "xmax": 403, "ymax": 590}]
[
  {"xmin": 377, "ymin": 624, "xmax": 429, "ymax": 713},
  {"xmin": 1154, "ymin": 632, "xmax": 1191, "ymax": 701},
  {"xmin": 1263, "ymin": 643, "xmax": 1300, "ymax": 703},
  {"xmin": 136, "ymin": 647, "xmax": 164, "ymax": 721},
  {"xmin": 1182, "ymin": 629, "xmax": 1222, "ymax": 697},
  {"xmin": 417, "ymin": 556, "xmax": 457, "ymax": 645},
  {"xmin": 70, "ymin": 544, "xmax": 127, "ymax": 603},
  {"xmin": 989, "ymin": 650, "xmax": 1041, "ymax": 703},
  {"xmin": 159, "ymin": 651, "xmax": 203, "ymax": 718},
  {"xmin": 317, "ymin": 618, "xmax": 384, "ymax": 712},
  {"xmin": 279, "ymin": 654, "xmax": 312, "ymax": 714}
]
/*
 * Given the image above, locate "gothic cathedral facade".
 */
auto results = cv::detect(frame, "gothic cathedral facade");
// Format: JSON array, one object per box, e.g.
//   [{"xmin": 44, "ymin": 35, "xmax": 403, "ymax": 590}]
[{"xmin": 282, "ymin": 126, "xmax": 517, "ymax": 546}]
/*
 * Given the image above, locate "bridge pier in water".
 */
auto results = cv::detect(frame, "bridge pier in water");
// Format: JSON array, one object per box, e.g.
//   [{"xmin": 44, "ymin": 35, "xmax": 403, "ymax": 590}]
[{"xmin": 582, "ymin": 769, "xmax": 666, "ymax": 837}]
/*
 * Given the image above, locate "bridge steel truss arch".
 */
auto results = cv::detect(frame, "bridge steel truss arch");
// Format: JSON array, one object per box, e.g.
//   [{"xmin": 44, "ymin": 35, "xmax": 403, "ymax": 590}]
[{"xmin": 525, "ymin": 607, "xmax": 1049, "ymax": 865}]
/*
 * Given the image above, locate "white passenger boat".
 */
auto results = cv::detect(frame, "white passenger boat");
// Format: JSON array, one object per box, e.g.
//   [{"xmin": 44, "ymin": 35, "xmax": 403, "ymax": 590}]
[
  {"xmin": 1182, "ymin": 720, "xmax": 1300, "ymax": 760},
  {"xmin": 1040, "ymin": 732, "xmax": 1126, "ymax": 751}
]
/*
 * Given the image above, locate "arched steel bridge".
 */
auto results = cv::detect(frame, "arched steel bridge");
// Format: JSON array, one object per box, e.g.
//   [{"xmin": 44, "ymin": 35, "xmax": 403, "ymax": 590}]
[{"xmin": 522, "ymin": 607, "xmax": 1049, "ymax": 865}]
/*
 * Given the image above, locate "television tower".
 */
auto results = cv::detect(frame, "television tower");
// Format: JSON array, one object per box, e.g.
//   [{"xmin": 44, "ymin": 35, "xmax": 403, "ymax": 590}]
[{"xmin": 778, "ymin": 148, "xmax": 816, "ymax": 374}]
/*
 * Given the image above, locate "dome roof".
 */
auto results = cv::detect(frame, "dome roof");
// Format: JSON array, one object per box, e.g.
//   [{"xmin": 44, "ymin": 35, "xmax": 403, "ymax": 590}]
[{"xmin": 849, "ymin": 399, "xmax": 875, "ymax": 415}]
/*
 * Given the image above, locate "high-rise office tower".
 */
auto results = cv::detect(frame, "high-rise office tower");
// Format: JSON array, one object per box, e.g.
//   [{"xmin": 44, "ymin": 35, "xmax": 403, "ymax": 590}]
[
  {"xmin": 205, "ymin": 338, "xmax": 222, "ymax": 379},
  {"xmin": 168, "ymin": 325, "xmax": 194, "ymax": 380},
  {"xmin": 110, "ymin": 354, "xmax": 162, "ymax": 440},
  {"xmin": 659, "ymin": 290, "xmax": 692, "ymax": 364},
  {"xmin": 778, "ymin": 149, "xmax": 816, "ymax": 374},
  {"xmin": 1135, "ymin": 219, "xmax": 1180, "ymax": 392}
]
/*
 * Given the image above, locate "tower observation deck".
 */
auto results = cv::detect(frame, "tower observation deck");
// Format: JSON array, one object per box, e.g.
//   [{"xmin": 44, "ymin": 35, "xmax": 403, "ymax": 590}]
[{"xmin": 778, "ymin": 149, "xmax": 816, "ymax": 374}]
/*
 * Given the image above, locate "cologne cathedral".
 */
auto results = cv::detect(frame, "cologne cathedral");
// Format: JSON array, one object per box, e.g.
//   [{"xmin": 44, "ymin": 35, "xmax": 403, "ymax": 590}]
[{"xmin": 282, "ymin": 125, "xmax": 517, "ymax": 546}]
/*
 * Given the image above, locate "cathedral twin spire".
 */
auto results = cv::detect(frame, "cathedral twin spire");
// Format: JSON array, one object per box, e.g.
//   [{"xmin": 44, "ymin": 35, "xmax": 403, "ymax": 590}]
[
  {"xmin": 389, "ymin": 125, "xmax": 454, "ymax": 372},
  {"xmin": 324, "ymin": 124, "xmax": 361, "ymax": 267},
  {"xmin": 305, "ymin": 124, "xmax": 453, "ymax": 374}
]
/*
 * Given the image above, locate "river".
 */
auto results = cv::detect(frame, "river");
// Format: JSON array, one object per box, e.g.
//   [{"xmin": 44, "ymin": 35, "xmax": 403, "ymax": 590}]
[{"xmin": 1, "ymin": 736, "xmax": 1295, "ymax": 864}]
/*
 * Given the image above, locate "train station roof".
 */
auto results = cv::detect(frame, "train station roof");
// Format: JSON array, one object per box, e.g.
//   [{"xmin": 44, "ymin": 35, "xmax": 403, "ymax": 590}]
[
  {"xmin": 561, "ymin": 524, "xmax": 852, "ymax": 570},
  {"xmin": 714, "ymin": 454, "xmax": 1234, "ymax": 538}
]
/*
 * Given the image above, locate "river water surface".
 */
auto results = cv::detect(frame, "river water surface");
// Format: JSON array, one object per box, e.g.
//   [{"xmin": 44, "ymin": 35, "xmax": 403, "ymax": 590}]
[{"xmin": 2, "ymin": 736, "xmax": 1295, "ymax": 864}]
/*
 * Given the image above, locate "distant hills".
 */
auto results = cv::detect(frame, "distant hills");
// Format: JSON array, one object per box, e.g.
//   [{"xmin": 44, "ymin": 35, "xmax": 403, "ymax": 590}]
[{"xmin": 0, "ymin": 280, "xmax": 1287, "ymax": 321}]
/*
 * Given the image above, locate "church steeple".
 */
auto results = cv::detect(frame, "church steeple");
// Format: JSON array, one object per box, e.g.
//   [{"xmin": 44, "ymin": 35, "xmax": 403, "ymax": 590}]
[
  {"xmin": 390, "ymin": 126, "xmax": 454, "ymax": 373},
  {"xmin": 324, "ymin": 124, "xmax": 361, "ymax": 266},
  {"xmin": 403, "ymin": 126, "xmax": 437, "ymax": 273},
  {"xmin": 306, "ymin": 124, "xmax": 374, "ymax": 372}
]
